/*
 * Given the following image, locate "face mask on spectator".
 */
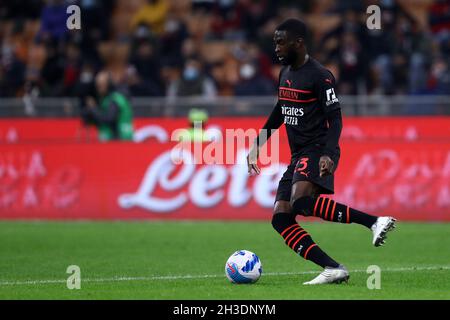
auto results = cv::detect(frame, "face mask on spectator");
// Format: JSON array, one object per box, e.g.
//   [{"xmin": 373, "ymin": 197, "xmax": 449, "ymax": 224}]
[
  {"xmin": 183, "ymin": 66, "xmax": 199, "ymax": 80},
  {"xmin": 80, "ymin": 71, "xmax": 94, "ymax": 83},
  {"xmin": 165, "ymin": 19, "xmax": 180, "ymax": 33},
  {"xmin": 240, "ymin": 64, "xmax": 256, "ymax": 80}
]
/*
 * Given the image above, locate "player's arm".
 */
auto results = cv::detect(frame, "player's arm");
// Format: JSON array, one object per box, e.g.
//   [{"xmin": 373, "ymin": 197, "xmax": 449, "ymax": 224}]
[
  {"xmin": 320, "ymin": 108, "xmax": 342, "ymax": 176},
  {"xmin": 247, "ymin": 102, "xmax": 283, "ymax": 175},
  {"xmin": 315, "ymin": 72, "xmax": 342, "ymax": 177}
]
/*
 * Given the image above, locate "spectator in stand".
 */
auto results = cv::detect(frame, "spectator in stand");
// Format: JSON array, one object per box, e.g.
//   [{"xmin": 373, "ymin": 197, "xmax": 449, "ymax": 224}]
[
  {"xmin": 36, "ymin": 0, "xmax": 69, "ymax": 43},
  {"xmin": 0, "ymin": 39, "xmax": 26, "ymax": 97},
  {"xmin": 77, "ymin": 0, "xmax": 113, "ymax": 66},
  {"xmin": 317, "ymin": 7, "xmax": 370, "ymax": 94},
  {"xmin": 130, "ymin": 0, "xmax": 169, "ymax": 35},
  {"xmin": 129, "ymin": 36, "xmax": 164, "ymax": 95},
  {"xmin": 0, "ymin": 0, "xmax": 43, "ymax": 21},
  {"xmin": 167, "ymin": 57, "xmax": 217, "ymax": 101},
  {"xmin": 74, "ymin": 61, "xmax": 97, "ymax": 101},
  {"xmin": 159, "ymin": 14, "xmax": 189, "ymax": 67},
  {"xmin": 119, "ymin": 65, "xmax": 161, "ymax": 97},
  {"xmin": 210, "ymin": 0, "xmax": 246, "ymax": 40},
  {"xmin": 404, "ymin": 18, "xmax": 432, "ymax": 94},
  {"xmin": 240, "ymin": 0, "xmax": 275, "ymax": 40},
  {"xmin": 233, "ymin": 61, "xmax": 275, "ymax": 96},
  {"xmin": 191, "ymin": 0, "xmax": 215, "ymax": 13},
  {"xmin": 428, "ymin": 56, "xmax": 450, "ymax": 94},
  {"xmin": 318, "ymin": 7, "xmax": 367, "ymax": 59},
  {"xmin": 75, "ymin": 61, "xmax": 97, "ymax": 139},
  {"xmin": 336, "ymin": 31, "xmax": 368, "ymax": 95},
  {"xmin": 40, "ymin": 39, "xmax": 65, "ymax": 96},
  {"xmin": 428, "ymin": 0, "xmax": 450, "ymax": 35},
  {"xmin": 0, "ymin": 0, "xmax": 449, "ymax": 99},
  {"xmin": 62, "ymin": 42, "xmax": 82, "ymax": 96},
  {"xmin": 180, "ymin": 38, "xmax": 201, "ymax": 62},
  {"xmin": 79, "ymin": 0, "xmax": 112, "ymax": 40}
]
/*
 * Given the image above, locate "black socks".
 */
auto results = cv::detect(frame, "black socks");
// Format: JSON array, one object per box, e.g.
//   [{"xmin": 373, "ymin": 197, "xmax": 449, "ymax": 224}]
[{"xmin": 292, "ymin": 196, "xmax": 378, "ymax": 229}]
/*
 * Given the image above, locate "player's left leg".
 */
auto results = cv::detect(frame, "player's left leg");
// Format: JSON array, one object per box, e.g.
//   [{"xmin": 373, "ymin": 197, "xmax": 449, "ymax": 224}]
[
  {"xmin": 291, "ymin": 150, "xmax": 396, "ymax": 246},
  {"xmin": 292, "ymin": 195, "xmax": 396, "ymax": 246}
]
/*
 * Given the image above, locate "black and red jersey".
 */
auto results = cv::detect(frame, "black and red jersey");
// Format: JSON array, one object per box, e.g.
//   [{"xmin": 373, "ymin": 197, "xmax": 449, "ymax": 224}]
[{"xmin": 260, "ymin": 57, "xmax": 342, "ymax": 157}]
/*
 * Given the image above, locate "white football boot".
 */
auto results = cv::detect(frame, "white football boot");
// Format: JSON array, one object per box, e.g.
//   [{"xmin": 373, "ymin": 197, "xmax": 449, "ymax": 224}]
[
  {"xmin": 303, "ymin": 265, "xmax": 349, "ymax": 285},
  {"xmin": 371, "ymin": 216, "xmax": 396, "ymax": 247}
]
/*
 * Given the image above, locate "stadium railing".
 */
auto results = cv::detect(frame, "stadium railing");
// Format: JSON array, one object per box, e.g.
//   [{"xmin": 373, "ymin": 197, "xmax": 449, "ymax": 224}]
[{"xmin": 0, "ymin": 95, "xmax": 449, "ymax": 118}]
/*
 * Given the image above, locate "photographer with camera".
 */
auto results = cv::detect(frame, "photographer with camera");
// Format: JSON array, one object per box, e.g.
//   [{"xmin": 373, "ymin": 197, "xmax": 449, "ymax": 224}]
[{"xmin": 82, "ymin": 71, "xmax": 134, "ymax": 142}]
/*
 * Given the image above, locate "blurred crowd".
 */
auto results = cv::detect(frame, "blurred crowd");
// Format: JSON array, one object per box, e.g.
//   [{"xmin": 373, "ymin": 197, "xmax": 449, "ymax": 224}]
[{"xmin": 0, "ymin": 0, "xmax": 449, "ymax": 101}]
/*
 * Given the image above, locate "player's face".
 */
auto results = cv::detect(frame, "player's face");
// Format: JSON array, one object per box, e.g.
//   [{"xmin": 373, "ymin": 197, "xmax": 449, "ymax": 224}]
[{"xmin": 274, "ymin": 30, "xmax": 297, "ymax": 66}]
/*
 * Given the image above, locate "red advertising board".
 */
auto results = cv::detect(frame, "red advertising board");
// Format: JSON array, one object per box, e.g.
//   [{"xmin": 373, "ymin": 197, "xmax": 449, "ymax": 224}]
[
  {"xmin": 1, "ymin": 117, "xmax": 450, "ymax": 143},
  {"xmin": 0, "ymin": 117, "xmax": 449, "ymax": 221}
]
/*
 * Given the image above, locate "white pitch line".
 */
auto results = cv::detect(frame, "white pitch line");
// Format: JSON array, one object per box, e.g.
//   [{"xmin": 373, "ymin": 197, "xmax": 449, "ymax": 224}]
[{"xmin": 0, "ymin": 265, "xmax": 449, "ymax": 287}]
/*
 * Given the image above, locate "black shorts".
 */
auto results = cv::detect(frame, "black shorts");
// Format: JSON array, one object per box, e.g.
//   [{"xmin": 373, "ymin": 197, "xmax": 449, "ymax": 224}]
[{"xmin": 275, "ymin": 146, "xmax": 340, "ymax": 203}]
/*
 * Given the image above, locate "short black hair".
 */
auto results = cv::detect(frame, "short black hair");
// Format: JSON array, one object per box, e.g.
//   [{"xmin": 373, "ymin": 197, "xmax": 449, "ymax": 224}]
[{"xmin": 276, "ymin": 18, "xmax": 307, "ymax": 40}]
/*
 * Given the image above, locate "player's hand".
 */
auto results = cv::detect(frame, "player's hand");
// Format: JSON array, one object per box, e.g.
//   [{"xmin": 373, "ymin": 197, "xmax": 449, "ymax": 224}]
[
  {"xmin": 319, "ymin": 155, "xmax": 334, "ymax": 177},
  {"xmin": 247, "ymin": 153, "xmax": 261, "ymax": 176}
]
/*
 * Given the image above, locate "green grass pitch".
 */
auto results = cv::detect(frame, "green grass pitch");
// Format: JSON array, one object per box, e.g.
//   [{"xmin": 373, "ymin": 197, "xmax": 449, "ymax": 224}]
[{"xmin": 0, "ymin": 220, "xmax": 449, "ymax": 299}]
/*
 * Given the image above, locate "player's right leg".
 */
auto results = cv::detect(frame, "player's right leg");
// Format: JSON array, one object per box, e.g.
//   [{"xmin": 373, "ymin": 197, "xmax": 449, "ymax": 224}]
[
  {"xmin": 287, "ymin": 181, "xmax": 349, "ymax": 285},
  {"xmin": 271, "ymin": 200, "xmax": 348, "ymax": 283},
  {"xmin": 272, "ymin": 159, "xmax": 349, "ymax": 284},
  {"xmin": 272, "ymin": 163, "xmax": 337, "ymax": 267}
]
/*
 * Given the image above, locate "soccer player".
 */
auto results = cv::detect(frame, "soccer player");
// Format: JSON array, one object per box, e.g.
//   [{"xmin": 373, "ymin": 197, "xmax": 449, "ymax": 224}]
[{"xmin": 247, "ymin": 19, "xmax": 396, "ymax": 285}]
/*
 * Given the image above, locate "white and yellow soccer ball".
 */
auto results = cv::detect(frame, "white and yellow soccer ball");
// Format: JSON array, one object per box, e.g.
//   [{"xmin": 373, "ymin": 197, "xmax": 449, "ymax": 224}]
[{"xmin": 225, "ymin": 250, "xmax": 262, "ymax": 284}]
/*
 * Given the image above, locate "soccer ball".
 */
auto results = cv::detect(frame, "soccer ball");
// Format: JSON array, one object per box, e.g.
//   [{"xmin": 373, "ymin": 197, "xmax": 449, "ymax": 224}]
[{"xmin": 225, "ymin": 250, "xmax": 262, "ymax": 284}]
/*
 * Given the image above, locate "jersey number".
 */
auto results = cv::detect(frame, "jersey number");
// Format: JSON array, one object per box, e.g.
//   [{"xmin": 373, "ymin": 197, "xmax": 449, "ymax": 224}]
[{"xmin": 296, "ymin": 157, "xmax": 309, "ymax": 172}]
